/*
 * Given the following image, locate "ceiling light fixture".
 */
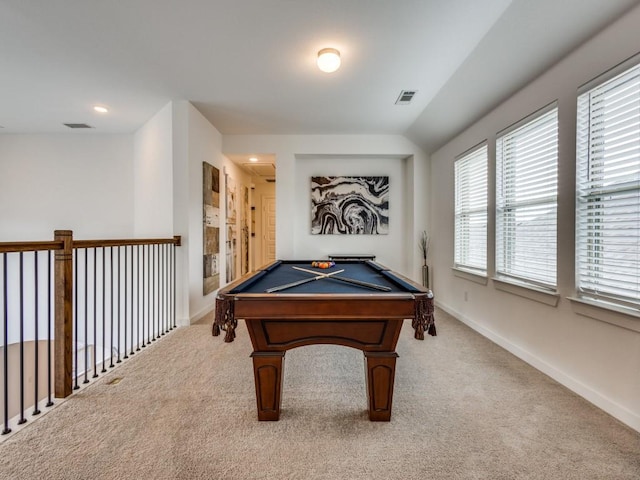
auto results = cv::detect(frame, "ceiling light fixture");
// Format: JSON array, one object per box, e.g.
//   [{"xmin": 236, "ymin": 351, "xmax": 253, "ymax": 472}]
[
  {"xmin": 93, "ymin": 105, "xmax": 109, "ymax": 113},
  {"xmin": 317, "ymin": 48, "xmax": 341, "ymax": 73},
  {"xmin": 249, "ymin": 157, "xmax": 258, "ymax": 163}
]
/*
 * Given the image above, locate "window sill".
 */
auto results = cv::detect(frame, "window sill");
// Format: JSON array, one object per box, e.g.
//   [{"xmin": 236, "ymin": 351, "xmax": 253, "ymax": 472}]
[
  {"xmin": 568, "ymin": 296, "xmax": 640, "ymax": 333},
  {"xmin": 492, "ymin": 277, "xmax": 560, "ymax": 306},
  {"xmin": 452, "ymin": 267, "xmax": 488, "ymax": 285}
]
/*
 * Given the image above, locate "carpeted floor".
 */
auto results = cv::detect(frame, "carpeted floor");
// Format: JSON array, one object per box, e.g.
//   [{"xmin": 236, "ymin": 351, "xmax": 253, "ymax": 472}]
[{"xmin": 0, "ymin": 309, "xmax": 638, "ymax": 479}]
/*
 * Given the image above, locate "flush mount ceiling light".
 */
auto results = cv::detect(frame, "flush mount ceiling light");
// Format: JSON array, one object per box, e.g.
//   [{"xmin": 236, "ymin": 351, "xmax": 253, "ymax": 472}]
[
  {"xmin": 317, "ymin": 48, "xmax": 341, "ymax": 73},
  {"xmin": 93, "ymin": 105, "xmax": 109, "ymax": 113},
  {"xmin": 249, "ymin": 157, "xmax": 259, "ymax": 163}
]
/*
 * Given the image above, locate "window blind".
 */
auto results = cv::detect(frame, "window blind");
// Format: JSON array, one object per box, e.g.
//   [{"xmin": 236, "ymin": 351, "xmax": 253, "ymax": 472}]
[
  {"xmin": 454, "ymin": 144, "xmax": 488, "ymax": 274},
  {"xmin": 577, "ymin": 62, "xmax": 640, "ymax": 308},
  {"xmin": 496, "ymin": 107, "xmax": 558, "ymax": 288}
]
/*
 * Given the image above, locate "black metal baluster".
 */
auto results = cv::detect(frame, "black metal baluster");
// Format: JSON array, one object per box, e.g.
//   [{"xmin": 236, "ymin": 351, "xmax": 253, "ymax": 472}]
[
  {"xmin": 74, "ymin": 249, "xmax": 79, "ymax": 390},
  {"xmin": 116, "ymin": 247, "xmax": 121, "ymax": 364},
  {"xmin": 165, "ymin": 244, "xmax": 170, "ymax": 331},
  {"xmin": 167, "ymin": 244, "xmax": 171, "ymax": 331},
  {"xmin": 101, "ymin": 248, "xmax": 107, "ymax": 373},
  {"xmin": 157, "ymin": 243, "xmax": 160, "ymax": 338},
  {"xmin": 123, "ymin": 246, "xmax": 129, "ymax": 360},
  {"xmin": 136, "ymin": 245, "xmax": 141, "ymax": 351},
  {"xmin": 141, "ymin": 244, "xmax": 146, "ymax": 349},
  {"xmin": 164, "ymin": 244, "xmax": 169, "ymax": 332},
  {"xmin": 33, "ymin": 252, "xmax": 41, "ymax": 415},
  {"xmin": 2, "ymin": 253, "xmax": 11, "ymax": 435},
  {"xmin": 109, "ymin": 247, "xmax": 114, "ymax": 368},
  {"xmin": 166, "ymin": 244, "xmax": 170, "ymax": 330},
  {"xmin": 157, "ymin": 244, "xmax": 161, "ymax": 337},
  {"xmin": 46, "ymin": 250, "xmax": 53, "ymax": 407},
  {"xmin": 160, "ymin": 244, "xmax": 165, "ymax": 335},
  {"xmin": 129, "ymin": 245, "xmax": 134, "ymax": 356},
  {"xmin": 83, "ymin": 249, "xmax": 89, "ymax": 385},
  {"xmin": 147, "ymin": 244, "xmax": 151, "ymax": 344},
  {"xmin": 18, "ymin": 252, "xmax": 26, "ymax": 424},
  {"xmin": 151, "ymin": 244, "xmax": 156, "ymax": 342},
  {"xmin": 172, "ymin": 243, "xmax": 176, "ymax": 329},
  {"xmin": 169, "ymin": 243, "xmax": 174, "ymax": 330},
  {"xmin": 93, "ymin": 247, "xmax": 98, "ymax": 379}
]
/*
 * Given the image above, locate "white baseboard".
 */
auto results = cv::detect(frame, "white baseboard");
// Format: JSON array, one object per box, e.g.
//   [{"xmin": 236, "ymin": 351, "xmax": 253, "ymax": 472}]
[
  {"xmin": 189, "ymin": 304, "xmax": 214, "ymax": 325},
  {"xmin": 436, "ymin": 301, "xmax": 640, "ymax": 434}
]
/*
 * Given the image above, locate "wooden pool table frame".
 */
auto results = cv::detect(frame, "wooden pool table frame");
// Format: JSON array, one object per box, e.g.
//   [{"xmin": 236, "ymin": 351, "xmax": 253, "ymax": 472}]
[{"xmin": 212, "ymin": 260, "xmax": 435, "ymax": 421}]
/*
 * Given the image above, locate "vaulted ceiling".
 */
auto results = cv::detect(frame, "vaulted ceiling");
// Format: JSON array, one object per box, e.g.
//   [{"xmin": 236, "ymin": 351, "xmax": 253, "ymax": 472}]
[{"xmin": 1, "ymin": 0, "xmax": 638, "ymax": 154}]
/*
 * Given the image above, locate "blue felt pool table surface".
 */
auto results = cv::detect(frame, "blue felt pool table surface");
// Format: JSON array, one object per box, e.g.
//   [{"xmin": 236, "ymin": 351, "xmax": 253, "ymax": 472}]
[{"xmin": 229, "ymin": 260, "xmax": 422, "ymax": 295}]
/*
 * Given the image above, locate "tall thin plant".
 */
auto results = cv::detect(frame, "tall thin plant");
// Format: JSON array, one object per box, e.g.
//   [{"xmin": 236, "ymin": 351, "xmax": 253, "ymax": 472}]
[{"xmin": 419, "ymin": 230, "xmax": 430, "ymax": 265}]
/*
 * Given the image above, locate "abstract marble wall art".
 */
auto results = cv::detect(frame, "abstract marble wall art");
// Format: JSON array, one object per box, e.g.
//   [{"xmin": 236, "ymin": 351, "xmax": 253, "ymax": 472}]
[
  {"xmin": 203, "ymin": 162, "xmax": 220, "ymax": 294},
  {"xmin": 311, "ymin": 176, "xmax": 389, "ymax": 234}
]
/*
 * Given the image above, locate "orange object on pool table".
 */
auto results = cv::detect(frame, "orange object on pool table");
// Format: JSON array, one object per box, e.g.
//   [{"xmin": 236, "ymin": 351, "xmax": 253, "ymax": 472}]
[{"xmin": 311, "ymin": 260, "xmax": 335, "ymax": 269}]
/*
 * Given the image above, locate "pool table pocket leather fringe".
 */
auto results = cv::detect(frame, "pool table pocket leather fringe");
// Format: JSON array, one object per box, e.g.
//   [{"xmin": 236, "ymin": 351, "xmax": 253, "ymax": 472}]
[
  {"xmin": 213, "ymin": 296, "xmax": 237, "ymax": 342},
  {"xmin": 413, "ymin": 296, "xmax": 436, "ymax": 340}
]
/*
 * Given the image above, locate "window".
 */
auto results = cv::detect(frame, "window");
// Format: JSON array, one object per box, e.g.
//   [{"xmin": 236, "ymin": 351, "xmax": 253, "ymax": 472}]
[
  {"xmin": 496, "ymin": 106, "xmax": 558, "ymax": 289},
  {"xmin": 576, "ymin": 62, "xmax": 640, "ymax": 310},
  {"xmin": 454, "ymin": 144, "xmax": 488, "ymax": 275}
]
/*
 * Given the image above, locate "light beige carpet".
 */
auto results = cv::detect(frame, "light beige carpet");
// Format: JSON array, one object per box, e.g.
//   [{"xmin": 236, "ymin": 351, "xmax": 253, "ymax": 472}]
[{"xmin": 0, "ymin": 309, "xmax": 638, "ymax": 479}]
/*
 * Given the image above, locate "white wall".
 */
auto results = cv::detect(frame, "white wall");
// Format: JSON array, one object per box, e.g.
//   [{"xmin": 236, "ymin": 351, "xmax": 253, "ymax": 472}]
[
  {"xmin": 0, "ymin": 134, "xmax": 134, "ymax": 241},
  {"xmin": 430, "ymin": 4, "xmax": 640, "ymax": 432},
  {"xmin": 133, "ymin": 102, "xmax": 174, "ymax": 237},
  {"xmin": 222, "ymin": 135, "xmax": 430, "ymax": 279}
]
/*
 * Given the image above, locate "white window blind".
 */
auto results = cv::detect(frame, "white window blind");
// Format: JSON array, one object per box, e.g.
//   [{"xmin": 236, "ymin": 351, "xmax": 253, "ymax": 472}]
[
  {"xmin": 454, "ymin": 144, "xmax": 488, "ymax": 274},
  {"xmin": 577, "ymin": 62, "xmax": 640, "ymax": 309},
  {"xmin": 496, "ymin": 107, "xmax": 558, "ymax": 288}
]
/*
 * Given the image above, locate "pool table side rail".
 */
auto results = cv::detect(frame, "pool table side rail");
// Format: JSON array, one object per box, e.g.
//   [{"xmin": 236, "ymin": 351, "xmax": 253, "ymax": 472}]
[{"xmin": 212, "ymin": 260, "xmax": 436, "ymax": 341}]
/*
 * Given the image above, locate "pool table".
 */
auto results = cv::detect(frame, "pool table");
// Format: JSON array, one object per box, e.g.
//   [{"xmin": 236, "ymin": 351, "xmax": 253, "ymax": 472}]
[{"xmin": 212, "ymin": 259, "xmax": 435, "ymax": 421}]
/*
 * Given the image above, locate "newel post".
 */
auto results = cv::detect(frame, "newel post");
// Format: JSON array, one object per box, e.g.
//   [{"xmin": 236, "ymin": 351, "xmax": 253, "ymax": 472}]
[{"xmin": 54, "ymin": 230, "xmax": 73, "ymax": 398}]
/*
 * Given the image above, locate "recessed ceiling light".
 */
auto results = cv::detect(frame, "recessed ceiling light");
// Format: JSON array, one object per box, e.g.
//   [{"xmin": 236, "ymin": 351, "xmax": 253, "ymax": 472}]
[
  {"xmin": 249, "ymin": 157, "xmax": 259, "ymax": 162},
  {"xmin": 93, "ymin": 105, "xmax": 109, "ymax": 113}
]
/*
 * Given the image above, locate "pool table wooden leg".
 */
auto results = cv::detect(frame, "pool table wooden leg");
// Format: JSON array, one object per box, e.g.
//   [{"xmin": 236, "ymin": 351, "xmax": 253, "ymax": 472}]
[
  {"xmin": 364, "ymin": 351, "xmax": 399, "ymax": 421},
  {"xmin": 251, "ymin": 351, "xmax": 285, "ymax": 421}
]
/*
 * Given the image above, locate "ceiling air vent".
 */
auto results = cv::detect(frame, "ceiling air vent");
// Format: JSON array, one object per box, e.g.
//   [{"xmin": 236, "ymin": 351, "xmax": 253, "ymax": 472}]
[
  {"xmin": 395, "ymin": 90, "xmax": 417, "ymax": 105},
  {"xmin": 63, "ymin": 123, "xmax": 94, "ymax": 129}
]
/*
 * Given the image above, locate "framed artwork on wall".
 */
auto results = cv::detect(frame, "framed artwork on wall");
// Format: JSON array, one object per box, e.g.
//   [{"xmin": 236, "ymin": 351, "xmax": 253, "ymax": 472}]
[
  {"xmin": 225, "ymin": 174, "xmax": 238, "ymax": 282},
  {"xmin": 203, "ymin": 162, "xmax": 220, "ymax": 295},
  {"xmin": 310, "ymin": 176, "xmax": 389, "ymax": 235}
]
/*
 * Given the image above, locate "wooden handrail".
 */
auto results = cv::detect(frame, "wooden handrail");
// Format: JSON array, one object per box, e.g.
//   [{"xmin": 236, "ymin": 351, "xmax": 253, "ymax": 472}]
[
  {"xmin": 74, "ymin": 236, "xmax": 181, "ymax": 249},
  {"xmin": 0, "ymin": 241, "xmax": 63, "ymax": 253},
  {"xmin": 0, "ymin": 236, "xmax": 181, "ymax": 253}
]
